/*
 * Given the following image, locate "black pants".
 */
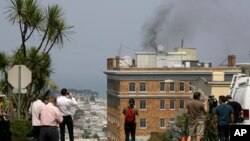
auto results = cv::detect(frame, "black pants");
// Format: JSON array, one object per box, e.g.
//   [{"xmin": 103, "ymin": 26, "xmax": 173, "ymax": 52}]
[
  {"xmin": 59, "ymin": 115, "xmax": 74, "ymax": 141},
  {"xmin": 218, "ymin": 125, "xmax": 230, "ymax": 141},
  {"xmin": 32, "ymin": 126, "xmax": 41, "ymax": 141},
  {"xmin": 0, "ymin": 117, "xmax": 11, "ymax": 141},
  {"xmin": 39, "ymin": 126, "xmax": 59, "ymax": 141},
  {"xmin": 124, "ymin": 123, "xmax": 136, "ymax": 141}
]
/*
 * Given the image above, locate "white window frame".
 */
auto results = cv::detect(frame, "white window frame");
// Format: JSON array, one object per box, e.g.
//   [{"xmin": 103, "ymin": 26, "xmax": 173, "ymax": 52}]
[
  {"xmin": 160, "ymin": 100, "xmax": 166, "ymax": 110},
  {"xmin": 160, "ymin": 118, "xmax": 166, "ymax": 129},
  {"xmin": 179, "ymin": 82, "xmax": 184, "ymax": 92},
  {"xmin": 170, "ymin": 100, "xmax": 175, "ymax": 110},
  {"xmin": 140, "ymin": 118, "xmax": 147, "ymax": 129},
  {"xmin": 140, "ymin": 82, "xmax": 147, "ymax": 92},
  {"xmin": 170, "ymin": 82, "xmax": 175, "ymax": 92},
  {"xmin": 169, "ymin": 118, "xmax": 175, "ymax": 128},
  {"xmin": 179, "ymin": 100, "xmax": 185, "ymax": 109},
  {"xmin": 160, "ymin": 82, "xmax": 165, "ymax": 92},
  {"xmin": 140, "ymin": 100, "xmax": 147, "ymax": 110},
  {"xmin": 189, "ymin": 83, "xmax": 192, "ymax": 92},
  {"xmin": 129, "ymin": 82, "xmax": 136, "ymax": 93}
]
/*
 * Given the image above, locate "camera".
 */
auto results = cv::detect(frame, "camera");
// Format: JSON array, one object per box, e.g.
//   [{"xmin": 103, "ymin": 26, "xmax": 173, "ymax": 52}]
[{"xmin": 208, "ymin": 95, "xmax": 217, "ymax": 112}]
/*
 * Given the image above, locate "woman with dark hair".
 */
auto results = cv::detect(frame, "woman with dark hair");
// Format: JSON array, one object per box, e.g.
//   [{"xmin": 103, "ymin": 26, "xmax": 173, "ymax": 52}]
[{"xmin": 122, "ymin": 98, "xmax": 138, "ymax": 141}]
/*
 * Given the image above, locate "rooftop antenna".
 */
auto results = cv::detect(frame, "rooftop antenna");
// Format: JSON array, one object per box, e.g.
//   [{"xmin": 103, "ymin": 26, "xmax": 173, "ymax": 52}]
[
  {"xmin": 181, "ymin": 37, "xmax": 184, "ymax": 48},
  {"xmin": 118, "ymin": 44, "xmax": 122, "ymax": 57},
  {"xmin": 248, "ymin": 50, "xmax": 250, "ymax": 62},
  {"xmin": 219, "ymin": 35, "xmax": 231, "ymax": 66},
  {"xmin": 180, "ymin": 35, "xmax": 184, "ymax": 66}
]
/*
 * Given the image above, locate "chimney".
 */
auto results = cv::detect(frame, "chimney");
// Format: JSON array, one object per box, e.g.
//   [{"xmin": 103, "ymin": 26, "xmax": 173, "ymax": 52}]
[
  {"xmin": 115, "ymin": 56, "xmax": 120, "ymax": 68},
  {"xmin": 228, "ymin": 55, "xmax": 236, "ymax": 67},
  {"xmin": 107, "ymin": 58, "xmax": 114, "ymax": 70}
]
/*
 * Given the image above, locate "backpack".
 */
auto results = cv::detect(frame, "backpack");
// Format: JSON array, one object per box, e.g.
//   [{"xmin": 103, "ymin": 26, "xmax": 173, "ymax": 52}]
[{"xmin": 125, "ymin": 107, "xmax": 135, "ymax": 123}]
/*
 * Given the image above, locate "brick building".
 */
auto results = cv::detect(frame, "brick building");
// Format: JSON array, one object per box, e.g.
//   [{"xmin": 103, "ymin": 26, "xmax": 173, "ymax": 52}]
[{"xmin": 104, "ymin": 49, "xmax": 241, "ymax": 141}]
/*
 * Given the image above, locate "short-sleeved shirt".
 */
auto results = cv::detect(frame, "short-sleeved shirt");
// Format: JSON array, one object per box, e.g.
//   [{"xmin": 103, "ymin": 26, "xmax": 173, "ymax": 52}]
[
  {"xmin": 186, "ymin": 99, "xmax": 205, "ymax": 123},
  {"xmin": 214, "ymin": 103, "xmax": 234, "ymax": 126}
]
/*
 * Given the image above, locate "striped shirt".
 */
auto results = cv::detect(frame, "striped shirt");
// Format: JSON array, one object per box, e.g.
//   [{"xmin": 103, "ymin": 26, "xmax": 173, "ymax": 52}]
[{"xmin": 40, "ymin": 103, "xmax": 63, "ymax": 126}]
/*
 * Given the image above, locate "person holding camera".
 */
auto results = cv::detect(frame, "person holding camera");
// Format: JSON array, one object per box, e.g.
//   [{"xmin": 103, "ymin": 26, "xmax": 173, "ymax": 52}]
[
  {"xmin": 214, "ymin": 95, "xmax": 234, "ymax": 141},
  {"xmin": 186, "ymin": 92, "xmax": 208, "ymax": 141},
  {"xmin": 226, "ymin": 95, "xmax": 243, "ymax": 123},
  {"xmin": 57, "ymin": 88, "xmax": 78, "ymax": 141},
  {"xmin": 123, "ymin": 98, "xmax": 139, "ymax": 141}
]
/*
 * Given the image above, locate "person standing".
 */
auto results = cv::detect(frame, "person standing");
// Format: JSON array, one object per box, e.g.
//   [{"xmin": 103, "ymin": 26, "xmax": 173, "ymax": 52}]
[
  {"xmin": 57, "ymin": 88, "xmax": 78, "ymax": 141},
  {"xmin": 39, "ymin": 96, "xmax": 63, "ymax": 141},
  {"xmin": 226, "ymin": 95, "xmax": 243, "ymax": 123},
  {"xmin": 122, "ymin": 98, "xmax": 139, "ymax": 141},
  {"xmin": 214, "ymin": 95, "xmax": 234, "ymax": 141},
  {"xmin": 186, "ymin": 92, "xmax": 208, "ymax": 141},
  {"xmin": 0, "ymin": 97, "xmax": 11, "ymax": 141},
  {"xmin": 29, "ymin": 96, "xmax": 45, "ymax": 141}
]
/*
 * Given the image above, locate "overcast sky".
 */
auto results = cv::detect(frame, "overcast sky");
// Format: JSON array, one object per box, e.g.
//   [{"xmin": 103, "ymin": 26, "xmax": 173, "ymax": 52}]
[{"xmin": 1, "ymin": 0, "xmax": 250, "ymax": 97}]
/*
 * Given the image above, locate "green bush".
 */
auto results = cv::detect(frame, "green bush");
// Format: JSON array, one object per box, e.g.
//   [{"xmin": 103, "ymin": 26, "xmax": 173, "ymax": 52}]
[{"xmin": 10, "ymin": 119, "xmax": 32, "ymax": 141}]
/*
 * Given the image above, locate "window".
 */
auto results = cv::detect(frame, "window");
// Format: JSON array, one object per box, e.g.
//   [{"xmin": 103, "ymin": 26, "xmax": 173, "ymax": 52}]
[
  {"xmin": 160, "ymin": 100, "xmax": 166, "ymax": 110},
  {"xmin": 140, "ymin": 118, "xmax": 147, "ymax": 128},
  {"xmin": 189, "ymin": 83, "xmax": 192, "ymax": 92},
  {"xmin": 129, "ymin": 83, "xmax": 135, "ymax": 92},
  {"xmin": 140, "ymin": 82, "xmax": 146, "ymax": 92},
  {"xmin": 140, "ymin": 100, "xmax": 146, "ymax": 109},
  {"xmin": 169, "ymin": 118, "xmax": 175, "ymax": 128},
  {"xmin": 170, "ymin": 82, "xmax": 175, "ymax": 92},
  {"xmin": 160, "ymin": 118, "xmax": 166, "ymax": 128},
  {"xmin": 179, "ymin": 82, "xmax": 184, "ymax": 92},
  {"xmin": 160, "ymin": 82, "xmax": 165, "ymax": 92},
  {"xmin": 170, "ymin": 100, "xmax": 175, "ymax": 109},
  {"xmin": 180, "ymin": 100, "xmax": 185, "ymax": 109}
]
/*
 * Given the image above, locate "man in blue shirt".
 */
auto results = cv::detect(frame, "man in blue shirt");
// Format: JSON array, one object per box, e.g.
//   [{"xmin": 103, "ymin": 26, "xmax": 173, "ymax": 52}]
[{"xmin": 214, "ymin": 95, "xmax": 234, "ymax": 141}]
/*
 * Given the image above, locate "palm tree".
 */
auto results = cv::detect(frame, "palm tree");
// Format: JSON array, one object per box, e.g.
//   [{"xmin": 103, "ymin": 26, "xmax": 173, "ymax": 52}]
[
  {"xmin": 7, "ymin": 0, "xmax": 44, "ymax": 57},
  {"xmin": 0, "ymin": 52, "xmax": 11, "ymax": 96},
  {"xmin": 6, "ymin": 0, "xmax": 73, "ymax": 60},
  {"xmin": 1, "ymin": 0, "xmax": 73, "ymax": 119}
]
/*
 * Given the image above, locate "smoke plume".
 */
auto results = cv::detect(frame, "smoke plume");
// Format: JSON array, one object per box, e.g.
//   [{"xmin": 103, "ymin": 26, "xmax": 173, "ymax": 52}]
[{"xmin": 142, "ymin": 0, "xmax": 250, "ymax": 65}]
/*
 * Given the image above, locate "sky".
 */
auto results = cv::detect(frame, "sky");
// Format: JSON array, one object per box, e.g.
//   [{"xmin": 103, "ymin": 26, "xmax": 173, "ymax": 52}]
[{"xmin": 1, "ymin": 0, "xmax": 250, "ymax": 97}]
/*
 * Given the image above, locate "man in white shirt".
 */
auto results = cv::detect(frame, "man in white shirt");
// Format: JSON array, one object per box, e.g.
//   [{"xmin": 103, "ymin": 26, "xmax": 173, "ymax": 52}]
[
  {"xmin": 29, "ymin": 96, "xmax": 45, "ymax": 141},
  {"xmin": 57, "ymin": 88, "xmax": 78, "ymax": 141}
]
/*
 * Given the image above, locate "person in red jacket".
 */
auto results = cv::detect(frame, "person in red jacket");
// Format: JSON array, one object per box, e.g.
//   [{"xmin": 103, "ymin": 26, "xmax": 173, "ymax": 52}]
[{"xmin": 122, "ymin": 98, "xmax": 139, "ymax": 141}]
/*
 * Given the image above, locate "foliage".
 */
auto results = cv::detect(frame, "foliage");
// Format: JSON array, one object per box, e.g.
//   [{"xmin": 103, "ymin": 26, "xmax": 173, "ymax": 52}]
[
  {"xmin": 10, "ymin": 119, "xmax": 32, "ymax": 141},
  {"xmin": 202, "ymin": 112, "xmax": 219, "ymax": 141},
  {"xmin": 73, "ymin": 108, "xmax": 84, "ymax": 120},
  {"xmin": 82, "ymin": 129, "xmax": 91, "ymax": 138},
  {"xmin": 92, "ymin": 133, "xmax": 100, "ymax": 140},
  {"xmin": 0, "ymin": 0, "xmax": 73, "ymax": 119},
  {"xmin": 148, "ymin": 132, "xmax": 172, "ymax": 141},
  {"xmin": 147, "ymin": 112, "xmax": 219, "ymax": 141},
  {"xmin": 176, "ymin": 113, "xmax": 189, "ymax": 136}
]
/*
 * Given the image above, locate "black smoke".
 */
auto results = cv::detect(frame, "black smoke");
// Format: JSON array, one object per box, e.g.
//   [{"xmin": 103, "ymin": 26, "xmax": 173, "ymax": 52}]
[{"xmin": 142, "ymin": 0, "xmax": 250, "ymax": 65}]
